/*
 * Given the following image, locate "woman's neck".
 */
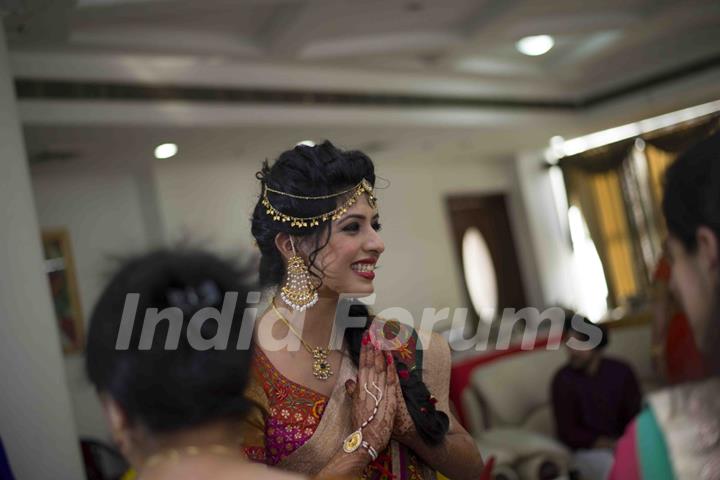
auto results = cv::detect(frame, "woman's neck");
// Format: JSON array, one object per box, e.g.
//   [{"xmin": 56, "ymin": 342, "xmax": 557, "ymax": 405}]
[
  {"xmin": 274, "ymin": 289, "xmax": 340, "ymax": 347},
  {"xmin": 134, "ymin": 420, "xmax": 244, "ymax": 468}
]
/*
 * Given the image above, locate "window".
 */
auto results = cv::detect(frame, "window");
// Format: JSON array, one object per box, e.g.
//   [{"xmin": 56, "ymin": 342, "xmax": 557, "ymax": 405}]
[
  {"xmin": 567, "ymin": 206, "xmax": 609, "ymax": 321},
  {"xmin": 462, "ymin": 227, "xmax": 498, "ymax": 324},
  {"xmin": 558, "ymin": 113, "xmax": 719, "ymax": 308}
]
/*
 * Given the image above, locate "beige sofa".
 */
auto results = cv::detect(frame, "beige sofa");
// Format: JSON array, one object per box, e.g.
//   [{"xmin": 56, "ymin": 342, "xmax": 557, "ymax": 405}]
[{"xmin": 462, "ymin": 324, "xmax": 656, "ymax": 480}]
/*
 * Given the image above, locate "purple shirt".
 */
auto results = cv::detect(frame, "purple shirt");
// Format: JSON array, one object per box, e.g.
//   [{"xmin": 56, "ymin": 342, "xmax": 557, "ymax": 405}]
[{"xmin": 551, "ymin": 357, "xmax": 642, "ymax": 450}]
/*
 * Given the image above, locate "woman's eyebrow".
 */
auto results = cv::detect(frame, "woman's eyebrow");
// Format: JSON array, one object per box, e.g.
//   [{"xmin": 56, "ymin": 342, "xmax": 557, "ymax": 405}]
[
  {"xmin": 338, "ymin": 213, "xmax": 380, "ymax": 224},
  {"xmin": 339, "ymin": 214, "xmax": 365, "ymax": 223}
]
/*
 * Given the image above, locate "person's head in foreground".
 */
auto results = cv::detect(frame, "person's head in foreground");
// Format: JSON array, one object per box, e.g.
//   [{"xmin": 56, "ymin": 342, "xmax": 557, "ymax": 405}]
[
  {"xmin": 663, "ymin": 130, "xmax": 720, "ymax": 376},
  {"xmin": 85, "ymin": 249, "xmax": 298, "ymax": 480},
  {"xmin": 562, "ymin": 311, "xmax": 608, "ymax": 373}
]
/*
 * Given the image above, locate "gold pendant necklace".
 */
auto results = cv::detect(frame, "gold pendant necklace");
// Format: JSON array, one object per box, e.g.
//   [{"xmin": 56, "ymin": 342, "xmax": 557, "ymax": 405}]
[
  {"xmin": 272, "ymin": 299, "xmax": 333, "ymax": 381},
  {"xmin": 310, "ymin": 346, "xmax": 333, "ymax": 381}
]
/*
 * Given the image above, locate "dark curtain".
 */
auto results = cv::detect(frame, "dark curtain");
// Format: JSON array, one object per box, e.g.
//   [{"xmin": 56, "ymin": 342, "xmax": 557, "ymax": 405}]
[{"xmin": 557, "ymin": 112, "xmax": 720, "ymax": 308}]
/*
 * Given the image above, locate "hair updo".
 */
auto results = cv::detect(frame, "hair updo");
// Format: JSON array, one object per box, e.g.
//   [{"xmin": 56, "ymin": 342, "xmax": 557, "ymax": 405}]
[
  {"xmin": 251, "ymin": 140, "xmax": 449, "ymax": 445},
  {"xmin": 85, "ymin": 249, "xmax": 254, "ymax": 433}
]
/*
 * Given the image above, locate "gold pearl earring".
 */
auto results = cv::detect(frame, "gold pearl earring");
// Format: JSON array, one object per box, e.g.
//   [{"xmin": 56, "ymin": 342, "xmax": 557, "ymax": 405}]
[{"xmin": 280, "ymin": 237, "xmax": 318, "ymax": 312}]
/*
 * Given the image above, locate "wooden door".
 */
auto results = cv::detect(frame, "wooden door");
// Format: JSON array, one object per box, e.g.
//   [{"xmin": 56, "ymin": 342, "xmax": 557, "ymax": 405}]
[{"xmin": 446, "ymin": 194, "xmax": 527, "ymax": 324}]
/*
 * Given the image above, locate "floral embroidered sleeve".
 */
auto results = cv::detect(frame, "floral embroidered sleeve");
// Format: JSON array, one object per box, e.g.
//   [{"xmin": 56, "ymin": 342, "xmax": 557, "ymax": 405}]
[{"xmin": 241, "ymin": 348, "xmax": 330, "ymax": 466}]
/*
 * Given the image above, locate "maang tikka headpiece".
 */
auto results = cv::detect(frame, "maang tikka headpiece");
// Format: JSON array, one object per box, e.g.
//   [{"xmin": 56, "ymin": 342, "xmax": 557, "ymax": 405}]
[{"xmin": 261, "ymin": 178, "xmax": 377, "ymax": 228}]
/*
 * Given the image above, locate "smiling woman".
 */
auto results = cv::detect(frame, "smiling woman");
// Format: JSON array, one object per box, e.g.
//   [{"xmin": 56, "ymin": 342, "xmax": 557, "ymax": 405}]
[{"xmin": 241, "ymin": 141, "xmax": 484, "ymax": 479}]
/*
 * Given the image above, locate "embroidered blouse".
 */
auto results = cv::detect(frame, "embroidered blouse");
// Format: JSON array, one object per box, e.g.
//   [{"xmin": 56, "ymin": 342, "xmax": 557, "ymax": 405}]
[{"xmin": 241, "ymin": 321, "xmax": 445, "ymax": 480}]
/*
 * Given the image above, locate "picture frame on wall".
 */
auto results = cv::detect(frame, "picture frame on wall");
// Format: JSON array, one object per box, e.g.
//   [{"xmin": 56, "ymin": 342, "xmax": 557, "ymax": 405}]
[{"xmin": 41, "ymin": 228, "xmax": 84, "ymax": 354}]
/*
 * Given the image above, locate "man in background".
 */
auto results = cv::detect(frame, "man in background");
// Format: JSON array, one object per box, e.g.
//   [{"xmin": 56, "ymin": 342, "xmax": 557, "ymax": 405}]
[{"xmin": 552, "ymin": 312, "xmax": 641, "ymax": 480}]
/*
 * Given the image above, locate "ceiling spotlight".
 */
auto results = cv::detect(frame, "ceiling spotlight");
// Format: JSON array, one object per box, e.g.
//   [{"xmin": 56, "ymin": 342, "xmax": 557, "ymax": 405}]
[
  {"xmin": 516, "ymin": 35, "xmax": 554, "ymax": 56},
  {"xmin": 154, "ymin": 143, "xmax": 178, "ymax": 159}
]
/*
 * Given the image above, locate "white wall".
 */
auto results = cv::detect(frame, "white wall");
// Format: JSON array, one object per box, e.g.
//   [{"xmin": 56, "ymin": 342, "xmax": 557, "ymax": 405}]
[
  {"xmin": 154, "ymin": 149, "xmax": 538, "ymax": 327},
  {"xmin": 371, "ymin": 155, "xmax": 536, "ymax": 322},
  {"xmin": 0, "ymin": 24, "xmax": 85, "ymax": 479},
  {"xmin": 30, "ymin": 166, "xmax": 161, "ymax": 441},
  {"xmin": 154, "ymin": 158, "xmax": 259, "ymax": 253},
  {"xmin": 513, "ymin": 152, "xmax": 576, "ymax": 309}
]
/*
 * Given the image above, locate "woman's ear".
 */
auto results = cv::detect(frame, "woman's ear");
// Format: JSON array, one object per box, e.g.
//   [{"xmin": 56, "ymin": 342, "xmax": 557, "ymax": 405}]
[
  {"xmin": 100, "ymin": 395, "xmax": 131, "ymax": 454},
  {"xmin": 696, "ymin": 226, "xmax": 719, "ymax": 272},
  {"xmin": 274, "ymin": 232, "xmax": 295, "ymax": 261}
]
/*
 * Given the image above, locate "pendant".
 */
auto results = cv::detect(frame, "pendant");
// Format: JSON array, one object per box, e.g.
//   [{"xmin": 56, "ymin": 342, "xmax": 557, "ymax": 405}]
[
  {"xmin": 311, "ymin": 347, "xmax": 333, "ymax": 380},
  {"xmin": 343, "ymin": 429, "xmax": 363, "ymax": 453}
]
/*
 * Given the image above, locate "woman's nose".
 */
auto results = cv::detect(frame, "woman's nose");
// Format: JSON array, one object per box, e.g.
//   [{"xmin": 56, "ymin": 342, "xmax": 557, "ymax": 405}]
[{"xmin": 366, "ymin": 228, "xmax": 385, "ymax": 254}]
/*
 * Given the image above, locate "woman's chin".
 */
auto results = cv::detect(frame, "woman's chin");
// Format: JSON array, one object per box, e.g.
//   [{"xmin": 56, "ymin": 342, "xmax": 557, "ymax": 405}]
[
  {"xmin": 347, "ymin": 279, "xmax": 375, "ymax": 296},
  {"xmin": 326, "ymin": 282, "xmax": 374, "ymax": 298},
  {"xmin": 356, "ymin": 284, "xmax": 375, "ymax": 296}
]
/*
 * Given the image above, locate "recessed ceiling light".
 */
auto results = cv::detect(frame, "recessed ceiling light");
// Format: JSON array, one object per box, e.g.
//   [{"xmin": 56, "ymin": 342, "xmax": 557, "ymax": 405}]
[
  {"xmin": 154, "ymin": 143, "xmax": 178, "ymax": 159},
  {"xmin": 516, "ymin": 35, "xmax": 555, "ymax": 56}
]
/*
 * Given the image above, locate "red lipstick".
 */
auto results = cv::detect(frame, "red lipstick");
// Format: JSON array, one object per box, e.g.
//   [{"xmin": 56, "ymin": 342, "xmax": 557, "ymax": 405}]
[{"xmin": 351, "ymin": 258, "xmax": 377, "ymax": 280}]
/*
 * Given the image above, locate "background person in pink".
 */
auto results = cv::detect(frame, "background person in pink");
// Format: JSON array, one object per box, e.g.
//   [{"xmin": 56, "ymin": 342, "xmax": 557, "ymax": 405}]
[{"xmin": 610, "ymin": 131, "xmax": 720, "ymax": 479}]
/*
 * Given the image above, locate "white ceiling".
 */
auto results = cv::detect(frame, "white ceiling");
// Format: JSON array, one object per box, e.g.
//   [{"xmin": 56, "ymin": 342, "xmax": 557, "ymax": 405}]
[
  {"xmin": 4, "ymin": 0, "xmax": 720, "ymax": 164},
  {"xmin": 4, "ymin": 0, "xmax": 720, "ymax": 101}
]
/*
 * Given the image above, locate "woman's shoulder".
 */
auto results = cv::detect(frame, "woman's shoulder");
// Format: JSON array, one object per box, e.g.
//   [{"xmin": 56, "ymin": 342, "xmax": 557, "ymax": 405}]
[
  {"xmin": 648, "ymin": 378, "xmax": 720, "ymax": 479},
  {"xmin": 649, "ymin": 377, "xmax": 720, "ymax": 423},
  {"xmin": 212, "ymin": 460, "xmax": 308, "ymax": 480}
]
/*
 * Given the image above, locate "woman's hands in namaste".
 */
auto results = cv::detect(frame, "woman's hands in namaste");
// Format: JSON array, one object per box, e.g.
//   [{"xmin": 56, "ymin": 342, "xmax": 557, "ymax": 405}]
[{"xmin": 344, "ymin": 331, "xmax": 398, "ymax": 459}]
